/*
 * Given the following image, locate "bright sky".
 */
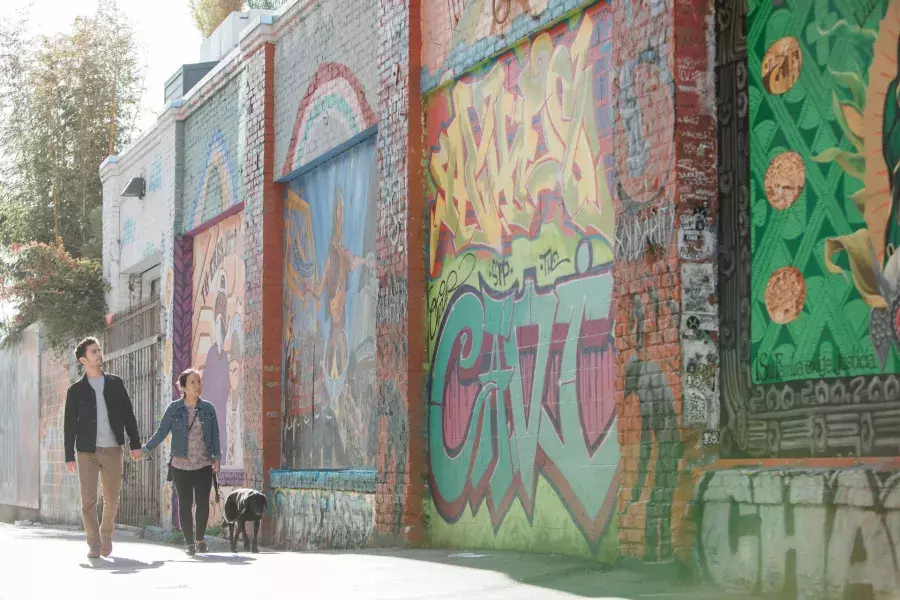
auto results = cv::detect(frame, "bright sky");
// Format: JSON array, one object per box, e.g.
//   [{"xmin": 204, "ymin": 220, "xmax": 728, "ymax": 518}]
[{"xmin": 10, "ymin": 0, "xmax": 203, "ymax": 135}]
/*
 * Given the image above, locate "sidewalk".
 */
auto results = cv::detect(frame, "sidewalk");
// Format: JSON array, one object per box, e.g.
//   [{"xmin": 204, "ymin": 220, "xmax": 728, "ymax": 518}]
[{"xmin": 1, "ymin": 523, "xmax": 758, "ymax": 599}]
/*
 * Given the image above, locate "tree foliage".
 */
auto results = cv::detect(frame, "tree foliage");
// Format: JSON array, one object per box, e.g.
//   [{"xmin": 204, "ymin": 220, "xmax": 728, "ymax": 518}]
[
  {"xmin": 0, "ymin": 1, "xmax": 142, "ymax": 345},
  {"xmin": 0, "ymin": 0, "xmax": 143, "ymax": 260},
  {"xmin": 189, "ymin": 0, "xmax": 287, "ymax": 38},
  {"xmin": 0, "ymin": 243, "xmax": 109, "ymax": 352}
]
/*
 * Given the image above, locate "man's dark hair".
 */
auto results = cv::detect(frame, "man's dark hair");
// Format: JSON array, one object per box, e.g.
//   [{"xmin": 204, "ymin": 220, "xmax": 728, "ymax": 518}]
[
  {"xmin": 179, "ymin": 368, "xmax": 200, "ymax": 389},
  {"xmin": 74, "ymin": 337, "xmax": 100, "ymax": 361}
]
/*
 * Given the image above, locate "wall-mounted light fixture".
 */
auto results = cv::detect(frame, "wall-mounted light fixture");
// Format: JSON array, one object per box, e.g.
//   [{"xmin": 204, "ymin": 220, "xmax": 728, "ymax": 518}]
[{"xmin": 121, "ymin": 176, "xmax": 145, "ymax": 200}]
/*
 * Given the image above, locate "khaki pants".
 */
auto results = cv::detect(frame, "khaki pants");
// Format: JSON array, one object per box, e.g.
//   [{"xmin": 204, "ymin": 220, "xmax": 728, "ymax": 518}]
[{"xmin": 77, "ymin": 447, "xmax": 123, "ymax": 548}]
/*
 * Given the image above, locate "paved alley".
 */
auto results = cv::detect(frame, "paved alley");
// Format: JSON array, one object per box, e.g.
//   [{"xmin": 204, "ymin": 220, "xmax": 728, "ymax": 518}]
[{"xmin": 0, "ymin": 524, "xmax": 760, "ymax": 600}]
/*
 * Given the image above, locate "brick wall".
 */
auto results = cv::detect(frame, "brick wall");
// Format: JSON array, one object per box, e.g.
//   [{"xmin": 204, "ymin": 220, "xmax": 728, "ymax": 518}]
[
  {"xmin": 419, "ymin": 0, "xmax": 594, "ymax": 93},
  {"xmin": 373, "ymin": 0, "xmax": 427, "ymax": 545},
  {"xmin": 240, "ymin": 45, "xmax": 272, "ymax": 498},
  {"xmin": 38, "ymin": 346, "xmax": 81, "ymax": 526},
  {"xmin": 181, "ymin": 78, "xmax": 242, "ymax": 234},
  {"xmin": 274, "ymin": 0, "xmax": 378, "ymax": 177},
  {"xmin": 611, "ymin": 0, "xmax": 717, "ymax": 564}
]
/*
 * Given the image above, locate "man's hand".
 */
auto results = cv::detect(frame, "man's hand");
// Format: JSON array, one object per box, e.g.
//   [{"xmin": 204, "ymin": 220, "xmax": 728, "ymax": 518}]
[
  {"xmin": 130, "ymin": 449, "xmax": 143, "ymax": 461},
  {"xmin": 65, "ymin": 461, "xmax": 76, "ymax": 474},
  {"xmin": 213, "ymin": 461, "xmax": 220, "ymax": 474}
]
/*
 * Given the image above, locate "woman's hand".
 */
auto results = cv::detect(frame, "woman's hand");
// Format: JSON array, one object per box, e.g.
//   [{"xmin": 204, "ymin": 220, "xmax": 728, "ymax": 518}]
[{"xmin": 213, "ymin": 461, "xmax": 221, "ymax": 474}]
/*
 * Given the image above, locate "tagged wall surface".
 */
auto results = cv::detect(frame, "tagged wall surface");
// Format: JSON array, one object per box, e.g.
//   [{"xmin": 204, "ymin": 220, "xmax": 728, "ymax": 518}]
[
  {"xmin": 697, "ymin": 469, "xmax": 900, "ymax": 600},
  {"xmin": 281, "ymin": 136, "xmax": 379, "ymax": 470},
  {"xmin": 0, "ymin": 324, "xmax": 41, "ymax": 510},
  {"xmin": 425, "ymin": 2, "xmax": 619, "ymax": 559},
  {"xmin": 191, "ymin": 212, "xmax": 246, "ymax": 471}
]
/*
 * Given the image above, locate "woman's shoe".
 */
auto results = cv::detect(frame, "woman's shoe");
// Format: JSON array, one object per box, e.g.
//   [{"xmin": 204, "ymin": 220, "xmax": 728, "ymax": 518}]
[
  {"xmin": 196, "ymin": 541, "xmax": 208, "ymax": 553},
  {"xmin": 185, "ymin": 544, "xmax": 196, "ymax": 556}
]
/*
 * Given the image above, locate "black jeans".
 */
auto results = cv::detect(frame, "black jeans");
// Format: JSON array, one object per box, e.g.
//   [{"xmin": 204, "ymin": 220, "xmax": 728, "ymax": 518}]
[{"xmin": 172, "ymin": 465, "xmax": 212, "ymax": 545}]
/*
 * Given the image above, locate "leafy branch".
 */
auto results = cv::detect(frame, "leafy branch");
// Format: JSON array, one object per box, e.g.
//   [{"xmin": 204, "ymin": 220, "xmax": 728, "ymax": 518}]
[{"xmin": 0, "ymin": 243, "xmax": 109, "ymax": 354}]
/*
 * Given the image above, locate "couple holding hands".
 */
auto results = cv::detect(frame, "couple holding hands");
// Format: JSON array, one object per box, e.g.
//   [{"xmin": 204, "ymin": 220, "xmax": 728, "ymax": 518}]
[{"xmin": 64, "ymin": 337, "xmax": 221, "ymax": 558}]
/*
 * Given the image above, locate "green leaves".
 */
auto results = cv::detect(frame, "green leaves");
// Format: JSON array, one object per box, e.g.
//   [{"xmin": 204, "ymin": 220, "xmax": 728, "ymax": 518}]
[
  {"xmin": 813, "ymin": 147, "xmax": 865, "ymax": 180},
  {"xmin": 0, "ymin": 0, "xmax": 142, "ymax": 258},
  {"xmin": 0, "ymin": 243, "xmax": 108, "ymax": 353}
]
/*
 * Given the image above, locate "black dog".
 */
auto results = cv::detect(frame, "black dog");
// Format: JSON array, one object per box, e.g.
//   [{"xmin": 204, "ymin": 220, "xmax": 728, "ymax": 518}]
[{"xmin": 221, "ymin": 488, "xmax": 267, "ymax": 553}]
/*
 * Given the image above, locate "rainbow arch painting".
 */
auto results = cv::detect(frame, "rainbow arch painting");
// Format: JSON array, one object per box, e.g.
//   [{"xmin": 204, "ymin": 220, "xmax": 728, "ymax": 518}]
[
  {"xmin": 282, "ymin": 63, "xmax": 377, "ymax": 176},
  {"xmin": 189, "ymin": 131, "xmax": 240, "ymax": 231}
]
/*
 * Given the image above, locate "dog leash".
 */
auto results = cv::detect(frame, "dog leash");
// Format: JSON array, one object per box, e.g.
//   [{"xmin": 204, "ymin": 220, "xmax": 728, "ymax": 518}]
[{"xmin": 211, "ymin": 470, "xmax": 224, "ymax": 527}]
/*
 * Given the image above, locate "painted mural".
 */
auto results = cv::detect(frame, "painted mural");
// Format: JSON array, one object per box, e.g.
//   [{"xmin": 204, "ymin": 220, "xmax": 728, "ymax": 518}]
[
  {"xmin": 425, "ymin": 3, "xmax": 619, "ymax": 559},
  {"xmin": 750, "ymin": 0, "xmax": 900, "ymax": 383},
  {"xmin": 191, "ymin": 213, "xmax": 245, "ymax": 470},
  {"xmin": 188, "ymin": 131, "xmax": 240, "ymax": 232},
  {"xmin": 281, "ymin": 136, "xmax": 379, "ymax": 470},
  {"xmin": 720, "ymin": 0, "xmax": 900, "ymax": 458},
  {"xmin": 281, "ymin": 63, "xmax": 378, "ymax": 177},
  {"xmin": 419, "ymin": 0, "xmax": 592, "ymax": 93}
]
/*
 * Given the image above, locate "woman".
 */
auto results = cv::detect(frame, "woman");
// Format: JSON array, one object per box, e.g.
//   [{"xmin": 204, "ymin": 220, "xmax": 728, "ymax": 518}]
[{"xmin": 143, "ymin": 368, "xmax": 221, "ymax": 555}]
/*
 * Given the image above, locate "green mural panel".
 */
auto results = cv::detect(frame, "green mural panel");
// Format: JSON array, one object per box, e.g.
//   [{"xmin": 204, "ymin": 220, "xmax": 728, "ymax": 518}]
[{"xmin": 750, "ymin": 0, "xmax": 900, "ymax": 383}]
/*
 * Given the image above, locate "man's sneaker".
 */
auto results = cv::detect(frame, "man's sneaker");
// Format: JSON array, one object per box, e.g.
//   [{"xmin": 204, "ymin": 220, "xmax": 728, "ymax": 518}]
[
  {"xmin": 185, "ymin": 544, "xmax": 196, "ymax": 556},
  {"xmin": 87, "ymin": 546, "xmax": 101, "ymax": 559},
  {"xmin": 196, "ymin": 541, "xmax": 208, "ymax": 553},
  {"xmin": 100, "ymin": 537, "xmax": 113, "ymax": 557}
]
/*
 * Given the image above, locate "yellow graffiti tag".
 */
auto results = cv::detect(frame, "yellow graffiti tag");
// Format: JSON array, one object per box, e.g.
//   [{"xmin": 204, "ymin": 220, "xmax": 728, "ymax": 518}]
[{"xmin": 428, "ymin": 14, "xmax": 613, "ymax": 276}]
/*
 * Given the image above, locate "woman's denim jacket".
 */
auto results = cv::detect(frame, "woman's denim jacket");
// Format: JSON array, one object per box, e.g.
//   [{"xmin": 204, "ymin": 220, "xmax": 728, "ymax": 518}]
[{"xmin": 143, "ymin": 397, "xmax": 221, "ymax": 461}]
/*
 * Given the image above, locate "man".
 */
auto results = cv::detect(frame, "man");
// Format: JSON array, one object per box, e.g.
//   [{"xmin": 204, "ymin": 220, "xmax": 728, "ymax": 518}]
[{"xmin": 64, "ymin": 337, "xmax": 143, "ymax": 559}]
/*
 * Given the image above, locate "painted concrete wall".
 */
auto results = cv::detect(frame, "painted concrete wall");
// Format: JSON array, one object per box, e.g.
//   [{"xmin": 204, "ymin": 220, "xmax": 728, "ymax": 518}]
[
  {"xmin": 0, "ymin": 323, "xmax": 41, "ymax": 512},
  {"xmin": 423, "ymin": 0, "xmax": 619, "ymax": 560},
  {"xmin": 101, "ymin": 118, "xmax": 176, "ymax": 314}
]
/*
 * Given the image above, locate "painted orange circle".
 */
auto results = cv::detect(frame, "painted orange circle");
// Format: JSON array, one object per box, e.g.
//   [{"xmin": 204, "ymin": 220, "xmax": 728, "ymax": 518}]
[
  {"xmin": 765, "ymin": 151, "xmax": 806, "ymax": 210},
  {"xmin": 762, "ymin": 37, "xmax": 803, "ymax": 95},
  {"xmin": 765, "ymin": 267, "xmax": 806, "ymax": 325}
]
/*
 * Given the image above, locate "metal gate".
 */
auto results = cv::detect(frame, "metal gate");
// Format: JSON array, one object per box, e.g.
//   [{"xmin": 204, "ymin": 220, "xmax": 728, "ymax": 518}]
[{"xmin": 100, "ymin": 300, "xmax": 161, "ymax": 528}]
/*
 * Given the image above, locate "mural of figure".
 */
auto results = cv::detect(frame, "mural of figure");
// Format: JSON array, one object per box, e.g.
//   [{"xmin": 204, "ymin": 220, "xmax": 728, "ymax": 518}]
[
  {"xmin": 191, "ymin": 213, "xmax": 244, "ymax": 470},
  {"xmin": 203, "ymin": 286, "xmax": 231, "ymax": 466},
  {"xmin": 281, "ymin": 136, "xmax": 378, "ymax": 470},
  {"xmin": 301, "ymin": 188, "xmax": 375, "ymax": 466},
  {"xmin": 302, "ymin": 190, "xmax": 375, "ymax": 394}
]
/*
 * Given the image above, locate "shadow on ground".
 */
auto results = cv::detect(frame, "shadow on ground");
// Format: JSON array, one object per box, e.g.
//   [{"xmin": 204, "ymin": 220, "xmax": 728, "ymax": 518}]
[
  {"xmin": 80, "ymin": 557, "xmax": 166, "ymax": 575},
  {"xmin": 303, "ymin": 548, "xmax": 755, "ymax": 600}
]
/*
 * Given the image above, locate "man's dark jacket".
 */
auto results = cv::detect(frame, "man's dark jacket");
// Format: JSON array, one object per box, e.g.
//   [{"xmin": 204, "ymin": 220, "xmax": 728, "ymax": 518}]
[{"xmin": 64, "ymin": 373, "xmax": 142, "ymax": 463}]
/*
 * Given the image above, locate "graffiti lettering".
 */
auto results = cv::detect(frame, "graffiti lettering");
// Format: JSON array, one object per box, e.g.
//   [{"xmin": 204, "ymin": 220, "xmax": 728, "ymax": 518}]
[
  {"xmin": 428, "ymin": 14, "xmax": 614, "ymax": 278},
  {"xmin": 614, "ymin": 203, "xmax": 676, "ymax": 261},
  {"xmin": 755, "ymin": 352, "xmax": 879, "ymax": 383},
  {"xmin": 429, "ymin": 265, "xmax": 618, "ymax": 546},
  {"xmin": 427, "ymin": 253, "xmax": 476, "ymax": 341},
  {"xmin": 538, "ymin": 249, "xmax": 570, "ymax": 275},
  {"xmin": 490, "ymin": 259, "xmax": 511, "ymax": 287},
  {"xmin": 699, "ymin": 470, "xmax": 900, "ymax": 599}
]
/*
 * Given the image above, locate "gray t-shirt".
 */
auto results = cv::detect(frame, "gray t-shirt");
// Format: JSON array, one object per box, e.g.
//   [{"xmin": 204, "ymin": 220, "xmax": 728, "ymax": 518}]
[{"xmin": 89, "ymin": 376, "xmax": 118, "ymax": 448}]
